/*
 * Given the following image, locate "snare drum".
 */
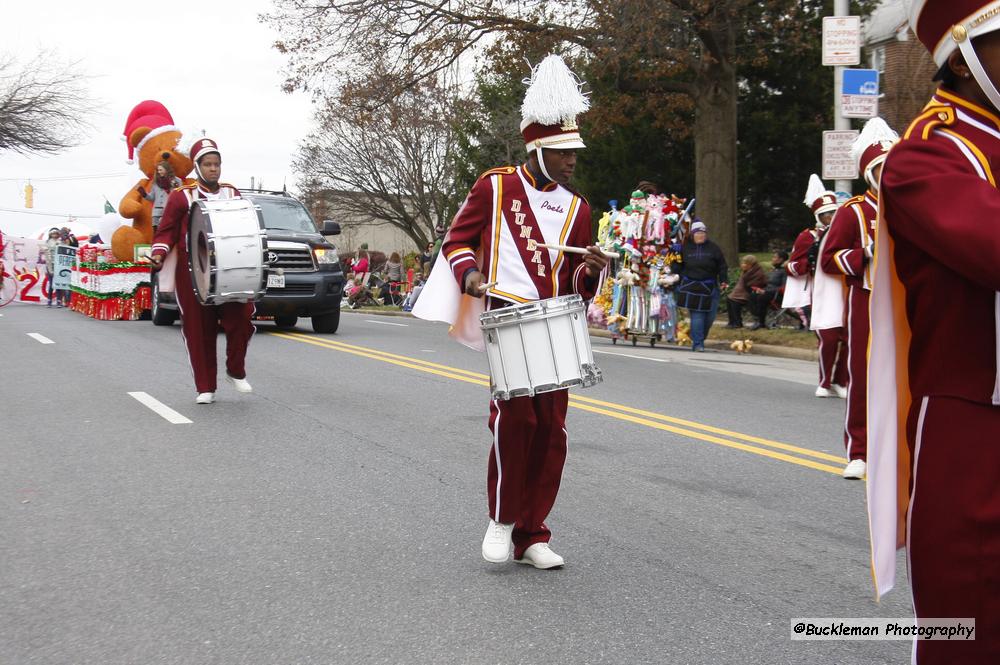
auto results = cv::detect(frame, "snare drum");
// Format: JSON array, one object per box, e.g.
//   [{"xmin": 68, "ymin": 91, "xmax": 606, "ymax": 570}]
[
  {"xmin": 480, "ymin": 294, "xmax": 603, "ymax": 401},
  {"xmin": 188, "ymin": 198, "xmax": 267, "ymax": 305}
]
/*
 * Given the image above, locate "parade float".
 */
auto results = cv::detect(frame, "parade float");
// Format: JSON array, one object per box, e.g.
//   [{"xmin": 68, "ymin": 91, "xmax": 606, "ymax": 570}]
[{"xmin": 592, "ymin": 189, "xmax": 694, "ymax": 347}]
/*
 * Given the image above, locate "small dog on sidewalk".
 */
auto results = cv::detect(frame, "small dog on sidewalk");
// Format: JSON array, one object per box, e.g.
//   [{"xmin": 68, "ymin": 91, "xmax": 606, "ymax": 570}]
[{"xmin": 730, "ymin": 339, "xmax": 754, "ymax": 355}]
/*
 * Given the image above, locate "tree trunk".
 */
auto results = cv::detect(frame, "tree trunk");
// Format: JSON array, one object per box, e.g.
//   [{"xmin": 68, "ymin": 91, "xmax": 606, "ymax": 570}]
[{"xmin": 692, "ymin": 60, "xmax": 739, "ymax": 267}]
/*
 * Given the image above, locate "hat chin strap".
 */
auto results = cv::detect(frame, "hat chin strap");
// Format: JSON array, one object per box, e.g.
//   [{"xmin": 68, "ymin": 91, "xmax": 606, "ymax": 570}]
[
  {"xmin": 535, "ymin": 146, "xmax": 554, "ymax": 182},
  {"xmin": 959, "ymin": 38, "xmax": 1000, "ymax": 116}
]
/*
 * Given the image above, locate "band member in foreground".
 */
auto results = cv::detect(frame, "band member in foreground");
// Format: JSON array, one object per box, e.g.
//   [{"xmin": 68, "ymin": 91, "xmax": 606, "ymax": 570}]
[
  {"xmin": 150, "ymin": 138, "xmax": 254, "ymax": 404},
  {"xmin": 869, "ymin": 2, "xmax": 1000, "ymax": 662},
  {"xmin": 820, "ymin": 117, "xmax": 898, "ymax": 479},
  {"xmin": 414, "ymin": 55, "xmax": 608, "ymax": 568},
  {"xmin": 785, "ymin": 174, "xmax": 847, "ymax": 399}
]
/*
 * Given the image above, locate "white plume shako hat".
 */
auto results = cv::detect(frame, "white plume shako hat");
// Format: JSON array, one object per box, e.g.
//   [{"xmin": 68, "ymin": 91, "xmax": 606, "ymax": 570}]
[
  {"xmin": 803, "ymin": 173, "xmax": 839, "ymax": 222},
  {"xmin": 520, "ymin": 54, "xmax": 589, "ymax": 180},
  {"xmin": 851, "ymin": 117, "xmax": 899, "ymax": 190}
]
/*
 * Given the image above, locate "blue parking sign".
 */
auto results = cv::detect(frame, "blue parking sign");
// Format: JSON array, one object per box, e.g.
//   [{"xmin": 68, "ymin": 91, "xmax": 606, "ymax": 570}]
[
  {"xmin": 842, "ymin": 69, "xmax": 879, "ymax": 96},
  {"xmin": 841, "ymin": 69, "xmax": 879, "ymax": 118}
]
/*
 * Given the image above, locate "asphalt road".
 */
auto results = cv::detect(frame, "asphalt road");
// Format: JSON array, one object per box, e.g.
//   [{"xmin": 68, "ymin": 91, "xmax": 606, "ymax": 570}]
[{"xmin": 0, "ymin": 303, "xmax": 915, "ymax": 664}]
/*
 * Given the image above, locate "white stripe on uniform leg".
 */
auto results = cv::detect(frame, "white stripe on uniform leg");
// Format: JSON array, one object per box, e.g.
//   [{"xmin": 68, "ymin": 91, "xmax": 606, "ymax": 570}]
[
  {"xmin": 906, "ymin": 396, "xmax": 930, "ymax": 665},
  {"xmin": 492, "ymin": 399, "xmax": 503, "ymax": 523},
  {"xmin": 844, "ymin": 286, "xmax": 855, "ymax": 459}
]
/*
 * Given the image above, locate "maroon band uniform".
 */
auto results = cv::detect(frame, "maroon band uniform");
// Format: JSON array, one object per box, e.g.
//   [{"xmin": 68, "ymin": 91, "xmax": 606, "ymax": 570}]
[
  {"xmin": 788, "ymin": 227, "xmax": 848, "ymax": 390},
  {"xmin": 442, "ymin": 164, "xmax": 597, "ymax": 557},
  {"xmin": 151, "ymin": 183, "xmax": 254, "ymax": 394},
  {"xmin": 820, "ymin": 192, "xmax": 877, "ymax": 461},
  {"xmin": 879, "ymin": 87, "xmax": 1000, "ymax": 664}
]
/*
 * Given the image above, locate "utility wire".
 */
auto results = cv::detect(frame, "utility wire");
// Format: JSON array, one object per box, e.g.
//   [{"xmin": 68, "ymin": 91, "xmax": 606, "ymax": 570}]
[
  {"xmin": 0, "ymin": 207, "xmax": 100, "ymax": 219},
  {"xmin": 0, "ymin": 172, "xmax": 132, "ymax": 183}
]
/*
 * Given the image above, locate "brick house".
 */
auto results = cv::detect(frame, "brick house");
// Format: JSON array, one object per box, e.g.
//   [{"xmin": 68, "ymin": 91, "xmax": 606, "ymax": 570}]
[{"xmin": 864, "ymin": 0, "xmax": 939, "ymax": 130}]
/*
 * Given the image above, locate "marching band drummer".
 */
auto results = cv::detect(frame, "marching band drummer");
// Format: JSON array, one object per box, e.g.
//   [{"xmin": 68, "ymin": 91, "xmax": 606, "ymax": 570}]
[
  {"xmin": 414, "ymin": 55, "xmax": 608, "ymax": 569},
  {"xmin": 150, "ymin": 138, "xmax": 255, "ymax": 405}
]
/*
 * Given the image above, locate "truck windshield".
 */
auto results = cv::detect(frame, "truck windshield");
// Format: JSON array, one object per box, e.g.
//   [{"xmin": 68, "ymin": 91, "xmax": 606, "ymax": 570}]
[{"xmin": 248, "ymin": 196, "xmax": 317, "ymax": 233}]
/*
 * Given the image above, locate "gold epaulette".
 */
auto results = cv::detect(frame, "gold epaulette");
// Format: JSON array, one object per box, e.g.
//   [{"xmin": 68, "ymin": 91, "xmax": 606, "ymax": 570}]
[
  {"xmin": 478, "ymin": 166, "xmax": 517, "ymax": 180},
  {"xmin": 903, "ymin": 104, "xmax": 956, "ymax": 142},
  {"xmin": 177, "ymin": 182, "xmax": 198, "ymax": 190},
  {"xmin": 841, "ymin": 194, "xmax": 866, "ymax": 207}
]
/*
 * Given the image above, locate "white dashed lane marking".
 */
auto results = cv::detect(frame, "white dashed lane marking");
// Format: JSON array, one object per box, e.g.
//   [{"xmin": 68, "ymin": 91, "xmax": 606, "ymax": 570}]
[
  {"xmin": 128, "ymin": 392, "xmax": 193, "ymax": 425},
  {"xmin": 27, "ymin": 333, "xmax": 55, "ymax": 344},
  {"xmin": 364, "ymin": 319, "xmax": 409, "ymax": 327}
]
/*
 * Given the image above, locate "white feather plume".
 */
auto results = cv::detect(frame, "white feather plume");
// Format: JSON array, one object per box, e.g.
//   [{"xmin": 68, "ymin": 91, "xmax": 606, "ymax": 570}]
[
  {"xmin": 851, "ymin": 117, "xmax": 899, "ymax": 168},
  {"xmin": 803, "ymin": 173, "xmax": 830, "ymax": 206},
  {"xmin": 521, "ymin": 54, "xmax": 590, "ymax": 127}
]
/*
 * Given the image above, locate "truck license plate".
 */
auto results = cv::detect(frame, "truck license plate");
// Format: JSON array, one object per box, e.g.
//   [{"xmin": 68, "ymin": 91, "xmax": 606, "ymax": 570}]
[{"xmin": 267, "ymin": 274, "xmax": 285, "ymax": 288}]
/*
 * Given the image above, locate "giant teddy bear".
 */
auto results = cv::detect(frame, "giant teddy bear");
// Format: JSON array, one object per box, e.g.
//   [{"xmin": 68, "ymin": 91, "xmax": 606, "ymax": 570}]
[{"xmin": 112, "ymin": 100, "xmax": 195, "ymax": 262}]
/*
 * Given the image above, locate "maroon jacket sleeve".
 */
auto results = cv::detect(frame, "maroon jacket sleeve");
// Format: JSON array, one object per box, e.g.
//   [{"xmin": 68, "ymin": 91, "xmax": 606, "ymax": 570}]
[
  {"xmin": 882, "ymin": 137, "xmax": 1000, "ymax": 291},
  {"xmin": 787, "ymin": 229, "xmax": 814, "ymax": 277},
  {"xmin": 151, "ymin": 189, "xmax": 191, "ymax": 259},
  {"xmin": 440, "ymin": 176, "xmax": 494, "ymax": 287},
  {"xmin": 568, "ymin": 199, "xmax": 599, "ymax": 299},
  {"xmin": 821, "ymin": 203, "xmax": 864, "ymax": 277}
]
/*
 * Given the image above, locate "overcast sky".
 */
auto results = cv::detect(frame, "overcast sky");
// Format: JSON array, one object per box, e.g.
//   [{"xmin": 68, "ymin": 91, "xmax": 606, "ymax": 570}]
[{"xmin": 0, "ymin": 0, "xmax": 314, "ymax": 238}]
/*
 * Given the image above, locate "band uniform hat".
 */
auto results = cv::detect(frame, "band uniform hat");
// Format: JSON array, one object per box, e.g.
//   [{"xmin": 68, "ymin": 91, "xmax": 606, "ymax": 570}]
[
  {"xmin": 851, "ymin": 117, "xmax": 899, "ymax": 186},
  {"xmin": 803, "ymin": 173, "xmax": 839, "ymax": 218},
  {"xmin": 190, "ymin": 137, "xmax": 221, "ymax": 164},
  {"xmin": 908, "ymin": 0, "xmax": 1000, "ymax": 66},
  {"xmin": 519, "ymin": 54, "xmax": 590, "ymax": 153},
  {"xmin": 909, "ymin": 0, "xmax": 1000, "ymax": 109}
]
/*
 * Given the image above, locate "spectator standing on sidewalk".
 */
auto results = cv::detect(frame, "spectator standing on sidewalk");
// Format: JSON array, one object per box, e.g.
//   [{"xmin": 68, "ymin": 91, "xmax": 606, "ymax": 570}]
[{"xmin": 672, "ymin": 220, "xmax": 728, "ymax": 351}]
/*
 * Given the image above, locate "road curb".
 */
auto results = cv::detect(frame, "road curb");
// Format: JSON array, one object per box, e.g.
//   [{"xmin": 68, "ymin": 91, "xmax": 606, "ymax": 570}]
[{"xmin": 345, "ymin": 308, "xmax": 819, "ymax": 362}]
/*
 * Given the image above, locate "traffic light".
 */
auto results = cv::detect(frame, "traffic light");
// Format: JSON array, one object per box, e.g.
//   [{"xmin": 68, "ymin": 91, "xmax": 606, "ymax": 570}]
[{"xmin": 24, "ymin": 183, "xmax": 33, "ymax": 209}]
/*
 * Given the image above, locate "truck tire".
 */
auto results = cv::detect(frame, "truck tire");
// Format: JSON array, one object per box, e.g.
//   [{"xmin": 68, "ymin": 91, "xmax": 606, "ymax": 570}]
[
  {"xmin": 275, "ymin": 315, "xmax": 298, "ymax": 329},
  {"xmin": 151, "ymin": 278, "xmax": 178, "ymax": 326},
  {"xmin": 311, "ymin": 309, "xmax": 340, "ymax": 334}
]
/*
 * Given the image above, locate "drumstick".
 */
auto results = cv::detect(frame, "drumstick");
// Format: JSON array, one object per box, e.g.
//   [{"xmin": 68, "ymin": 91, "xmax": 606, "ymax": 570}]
[
  {"xmin": 478, "ymin": 281, "xmax": 498, "ymax": 292},
  {"xmin": 536, "ymin": 243, "xmax": 618, "ymax": 258}
]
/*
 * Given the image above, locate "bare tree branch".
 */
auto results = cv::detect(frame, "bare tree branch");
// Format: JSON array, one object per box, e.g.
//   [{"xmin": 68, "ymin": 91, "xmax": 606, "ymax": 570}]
[{"xmin": 0, "ymin": 51, "xmax": 95, "ymax": 155}]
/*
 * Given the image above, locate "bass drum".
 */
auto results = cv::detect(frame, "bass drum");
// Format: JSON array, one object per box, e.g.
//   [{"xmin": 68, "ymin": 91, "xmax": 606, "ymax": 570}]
[{"xmin": 188, "ymin": 198, "xmax": 267, "ymax": 305}]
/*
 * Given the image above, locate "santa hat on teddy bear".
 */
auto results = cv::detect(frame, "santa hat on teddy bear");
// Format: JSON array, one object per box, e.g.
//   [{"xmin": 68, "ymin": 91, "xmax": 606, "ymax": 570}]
[
  {"xmin": 520, "ymin": 54, "xmax": 589, "ymax": 182},
  {"xmin": 121, "ymin": 100, "xmax": 180, "ymax": 164}
]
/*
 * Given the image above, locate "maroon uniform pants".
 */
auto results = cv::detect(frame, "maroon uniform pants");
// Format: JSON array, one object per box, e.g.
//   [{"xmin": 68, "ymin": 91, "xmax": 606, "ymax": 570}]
[
  {"xmin": 816, "ymin": 327, "xmax": 848, "ymax": 389},
  {"xmin": 844, "ymin": 285, "xmax": 869, "ymax": 461},
  {"xmin": 907, "ymin": 396, "xmax": 1000, "ymax": 664},
  {"xmin": 174, "ymin": 268, "xmax": 254, "ymax": 394},
  {"xmin": 487, "ymin": 390, "xmax": 568, "ymax": 558}
]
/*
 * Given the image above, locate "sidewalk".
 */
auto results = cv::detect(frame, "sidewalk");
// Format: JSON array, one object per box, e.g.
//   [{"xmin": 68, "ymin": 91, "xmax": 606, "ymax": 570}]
[{"xmin": 342, "ymin": 307, "xmax": 819, "ymax": 362}]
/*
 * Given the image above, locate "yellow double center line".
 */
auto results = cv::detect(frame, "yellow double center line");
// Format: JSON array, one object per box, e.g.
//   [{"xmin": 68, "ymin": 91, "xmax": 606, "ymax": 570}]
[{"xmin": 269, "ymin": 331, "xmax": 844, "ymax": 475}]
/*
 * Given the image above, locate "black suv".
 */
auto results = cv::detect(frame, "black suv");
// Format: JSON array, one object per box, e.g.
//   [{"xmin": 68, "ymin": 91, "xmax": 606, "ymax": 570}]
[{"xmin": 151, "ymin": 190, "xmax": 346, "ymax": 333}]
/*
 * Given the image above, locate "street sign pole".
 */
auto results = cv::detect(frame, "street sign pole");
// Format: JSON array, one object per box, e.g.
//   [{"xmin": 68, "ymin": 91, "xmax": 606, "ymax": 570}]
[{"xmin": 833, "ymin": 0, "xmax": 853, "ymax": 195}]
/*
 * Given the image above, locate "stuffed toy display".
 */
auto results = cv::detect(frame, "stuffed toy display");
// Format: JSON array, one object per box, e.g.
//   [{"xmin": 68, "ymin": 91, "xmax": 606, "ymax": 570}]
[{"xmin": 112, "ymin": 100, "xmax": 195, "ymax": 262}]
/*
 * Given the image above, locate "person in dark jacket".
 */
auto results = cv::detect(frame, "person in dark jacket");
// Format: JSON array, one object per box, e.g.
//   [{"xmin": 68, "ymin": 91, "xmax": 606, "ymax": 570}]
[
  {"xmin": 748, "ymin": 250, "xmax": 789, "ymax": 329},
  {"xmin": 726, "ymin": 255, "xmax": 766, "ymax": 328},
  {"xmin": 671, "ymin": 220, "xmax": 728, "ymax": 351}
]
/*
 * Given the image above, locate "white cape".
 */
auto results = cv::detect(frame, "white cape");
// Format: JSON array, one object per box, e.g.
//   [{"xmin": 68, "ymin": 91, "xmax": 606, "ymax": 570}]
[
  {"xmin": 809, "ymin": 232, "xmax": 846, "ymax": 331},
  {"xmin": 412, "ymin": 250, "xmax": 486, "ymax": 351}
]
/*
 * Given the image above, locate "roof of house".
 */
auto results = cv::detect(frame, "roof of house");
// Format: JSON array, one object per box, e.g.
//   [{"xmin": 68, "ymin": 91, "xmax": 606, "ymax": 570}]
[{"xmin": 865, "ymin": 0, "xmax": 909, "ymax": 45}]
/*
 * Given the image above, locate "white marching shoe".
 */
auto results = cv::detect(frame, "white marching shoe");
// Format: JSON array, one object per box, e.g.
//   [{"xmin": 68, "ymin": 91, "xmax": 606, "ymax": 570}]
[
  {"xmin": 842, "ymin": 458, "xmax": 867, "ymax": 479},
  {"xmin": 226, "ymin": 374, "xmax": 253, "ymax": 393},
  {"xmin": 196, "ymin": 392, "xmax": 215, "ymax": 404},
  {"xmin": 815, "ymin": 386, "xmax": 833, "ymax": 398},
  {"xmin": 832, "ymin": 384, "xmax": 848, "ymax": 399},
  {"xmin": 514, "ymin": 542, "xmax": 565, "ymax": 569},
  {"xmin": 481, "ymin": 520, "xmax": 514, "ymax": 563}
]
